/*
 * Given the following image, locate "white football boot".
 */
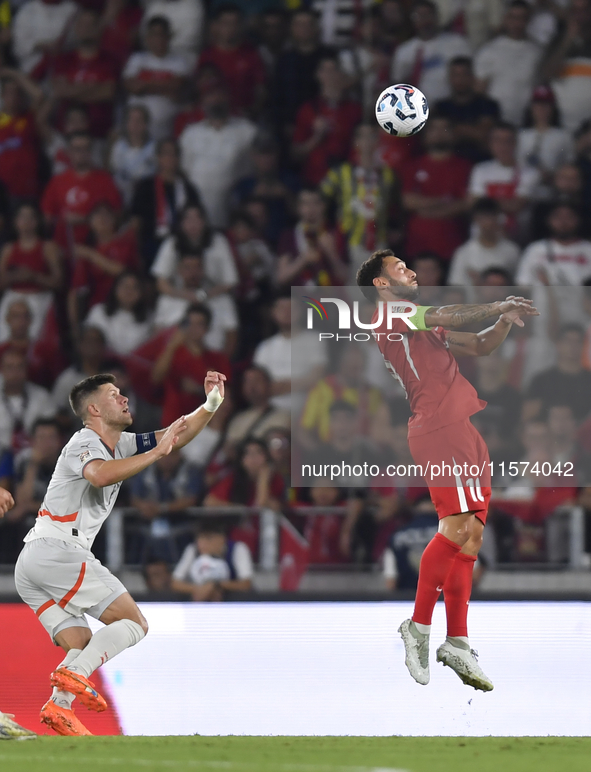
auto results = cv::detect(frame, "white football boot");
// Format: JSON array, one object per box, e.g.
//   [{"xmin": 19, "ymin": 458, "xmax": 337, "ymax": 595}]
[
  {"xmin": 436, "ymin": 638, "xmax": 494, "ymax": 691},
  {"xmin": 0, "ymin": 712, "xmax": 36, "ymax": 740},
  {"xmin": 398, "ymin": 618, "xmax": 430, "ymax": 685}
]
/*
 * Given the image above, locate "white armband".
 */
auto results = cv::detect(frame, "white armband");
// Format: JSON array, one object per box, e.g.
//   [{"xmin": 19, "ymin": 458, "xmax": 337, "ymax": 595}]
[{"xmin": 203, "ymin": 385, "xmax": 224, "ymax": 413}]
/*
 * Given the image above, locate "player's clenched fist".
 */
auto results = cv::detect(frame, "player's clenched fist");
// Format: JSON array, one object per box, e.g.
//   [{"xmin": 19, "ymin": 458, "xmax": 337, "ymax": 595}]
[{"xmin": 0, "ymin": 486, "xmax": 15, "ymax": 518}]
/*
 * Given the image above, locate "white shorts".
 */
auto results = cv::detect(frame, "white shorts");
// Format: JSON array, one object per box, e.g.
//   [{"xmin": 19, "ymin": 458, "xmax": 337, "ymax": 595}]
[{"xmin": 14, "ymin": 537, "xmax": 127, "ymax": 642}]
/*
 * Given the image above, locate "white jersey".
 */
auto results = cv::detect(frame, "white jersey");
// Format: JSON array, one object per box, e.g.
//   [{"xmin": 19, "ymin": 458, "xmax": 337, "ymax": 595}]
[{"xmin": 24, "ymin": 426, "xmax": 157, "ymax": 550}]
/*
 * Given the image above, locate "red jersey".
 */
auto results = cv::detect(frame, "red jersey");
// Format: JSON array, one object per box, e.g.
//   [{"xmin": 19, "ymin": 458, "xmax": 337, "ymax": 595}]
[
  {"xmin": 4, "ymin": 240, "xmax": 50, "ymax": 291},
  {"xmin": 53, "ymin": 50, "xmax": 119, "ymax": 138},
  {"xmin": 402, "ymin": 154, "xmax": 471, "ymax": 260},
  {"xmin": 0, "ymin": 112, "xmax": 40, "ymax": 198},
  {"xmin": 41, "ymin": 169, "xmax": 122, "ymax": 250},
  {"xmin": 162, "ymin": 346, "xmax": 230, "ymax": 427},
  {"xmin": 293, "ymin": 98, "xmax": 362, "ymax": 186},
  {"xmin": 372, "ymin": 306, "xmax": 485, "ymax": 437},
  {"xmin": 72, "ymin": 231, "xmax": 139, "ymax": 306},
  {"xmin": 198, "ymin": 45, "xmax": 266, "ymax": 115}
]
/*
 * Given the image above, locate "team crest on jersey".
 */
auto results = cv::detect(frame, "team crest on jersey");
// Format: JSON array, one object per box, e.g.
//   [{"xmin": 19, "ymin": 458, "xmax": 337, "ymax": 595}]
[{"xmin": 79, "ymin": 450, "xmax": 91, "ymax": 463}]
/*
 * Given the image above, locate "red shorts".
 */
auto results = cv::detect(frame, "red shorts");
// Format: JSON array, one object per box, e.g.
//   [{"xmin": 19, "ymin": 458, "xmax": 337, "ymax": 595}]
[{"xmin": 408, "ymin": 417, "xmax": 491, "ymax": 524}]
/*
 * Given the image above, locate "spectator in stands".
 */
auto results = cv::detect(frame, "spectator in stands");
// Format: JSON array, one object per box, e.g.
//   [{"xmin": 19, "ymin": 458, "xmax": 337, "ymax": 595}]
[
  {"xmin": 109, "ymin": 106, "xmax": 157, "ymax": 206},
  {"xmin": 69, "ymin": 203, "xmax": 140, "ymax": 335},
  {"xmin": 531, "ymin": 163, "xmax": 587, "ymax": 240},
  {"xmin": 408, "ymin": 253, "xmax": 446, "ymax": 305},
  {"xmin": 547, "ymin": 403, "xmax": 579, "ymax": 464},
  {"xmin": 171, "ymin": 520, "xmax": 254, "ymax": 601},
  {"xmin": 152, "ymin": 303, "xmax": 230, "ymax": 427},
  {"xmin": 338, "ymin": 8, "xmax": 392, "ymax": 117},
  {"xmin": 0, "ymin": 418, "xmax": 62, "ymax": 563},
  {"xmin": 376, "ymin": 0, "xmax": 410, "ymax": 55},
  {"xmin": 524, "ymin": 324, "xmax": 591, "ymax": 422},
  {"xmin": 257, "ymin": 8, "xmax": 288, "ymax": 78},
  {"xmin": 51, "ymin": 8, "xmax": 119, "ymax": 139},
  {"xmin": 224, "ymin": 366, "xmax": 290, "ymax": 452},
  {"xmin": 0, "ymin": 300, "xmax": 64, "ymax": 389},
  {"xmin": 273, "ymin": 9, "xmax": 334, "ymax": 132},
  {"xmin": 517, "ymin": 86, "xmax": 574, "ymax": 192},
  {"xmin": 299, "ymin": 345, "xmax": 383, "ymax": 450},
  {"xmin": 199, "ymin": 5, "xmax": 266, "ymax": 119},
  {"xmin": 51, "ymin": 326, "xmax": 111, "ymax": 413},
  {"xmin": 154, "ymin": 252, "xmax": 239, "ymax": 356},
  {"xmin": 448, "ymin": 198, "xmax": 520, "ymax": 286},
  {"xmin": 434, "ymin": 56, "xmax": 500, "ymax": 163},
  {"xmin": 474, "ymin": 0, "xmax": 541, "ymax": 127},
  {"xmin": 85, "ymin": 271, "xmax": 153, "ymax": 356},
  {"xmin": 130, "ymin": 138, "xmax": 200, "ymax": 268},
  {"xmin": 123, "ymin": 16, "xmax": 191, "ymax": 142},
  {"xmin": 542, "ymin": 0, "xmax": 591, "ymax": 133},
  {"xmin": 291, "ymin": 54, "xmax": 362, "ymax": 186},
  {"xmin": 143, "ymin": 0, "xmax": 205, "ymax": 62},
  {"xmin": 0, "ymin": 204, "xmax": 62, "ymax": 344},
  {"xmin": 142, "ymin": 558, "xmax": 175, "ymax": 597},
  {"xmin": 129, "ymin": 448, "xmax": 201, "ymax": 563},
  {"xmin": 204, "ymin": 437, "xmax": 284, "ymax": 514},
  {"xmin": 98, "ymin": 0, "xmax": 143, "ymax": 72},
  {"xmin": 0, "ymin": 349, "xmax": 55, "ymax": 454},
  {"xmin": 232, "ymin": 134, "xmax": 297, "ymax": 250},
  {"xmin": 517, "ymin": 203, "xmax": 591, "ymax": 286},
  {"xmin": 179, "ymin": 84, "xmax": 257, "ymax": 228},
  {"xmin": 468, "ymin": 123, "xmax": 540, "ymax": 242},
  {"xmin": 321, "ymin": 123, "xmax": 398, "ymax": 280},
  {"xmin": 276, "ymin": 188, "xmax": 348, "ymax": 288},
  {"xmin": 0, "ymin": 68, "xmax": 44, "ymax": 201},
  {"xmin": 474, "ymin": 348, "xmax": 522, "ymax": 446},
  {"xmin": 392, "ymin": 0, "xmax": 470, "ymax": 105},
  {"xmin": 42, "ymin": 131, "xmax": 122, "ymax": 253},
  {"xmin": 402, "ymin": 115, "xmax": 471, "ymax": 261},
  {"xmin": 12, "ymin": 0, "xmax": 77, "ymax": 76},
  {"xmin": 253, "ymin": 294, "xmax": 327, "ymax": 413},
  {"xmin": 151, "ymin": 202, "xmax": 238, "ymax": 296},
  {"xmin": 383, "ymin": 497, "xmax": 438, "ymax": 590},
  {"xmin": 39, "ymin": 104, "xmax": 104, "ymax": 177}
]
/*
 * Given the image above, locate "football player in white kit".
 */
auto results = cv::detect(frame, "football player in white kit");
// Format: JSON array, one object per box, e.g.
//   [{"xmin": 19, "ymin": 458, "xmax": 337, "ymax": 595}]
[{"xmin": 14, "ymin": 370, "xmax": 226, "ymax": 736}]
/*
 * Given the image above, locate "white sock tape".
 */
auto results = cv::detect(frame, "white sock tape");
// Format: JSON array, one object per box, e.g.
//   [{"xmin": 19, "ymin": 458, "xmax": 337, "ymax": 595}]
[{"xmin": 203, "ymin": 385, "xmax": 224, "ymax": 413}]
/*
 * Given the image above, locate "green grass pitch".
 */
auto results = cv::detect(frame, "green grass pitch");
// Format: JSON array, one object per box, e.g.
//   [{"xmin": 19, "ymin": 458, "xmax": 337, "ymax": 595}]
[{"xmin": 1, "ymin": 736, "xmax": 590, "ymax": 772}]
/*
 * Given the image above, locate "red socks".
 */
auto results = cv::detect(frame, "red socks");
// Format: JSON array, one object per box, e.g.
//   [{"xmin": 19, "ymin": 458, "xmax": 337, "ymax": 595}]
[
  {"xmin": 443, "ymin": 552, "xmax": 477, "ymax": 638},
  {"xmin": 412, "ymin": 532, "xmax": 461, "ymax": 627}
]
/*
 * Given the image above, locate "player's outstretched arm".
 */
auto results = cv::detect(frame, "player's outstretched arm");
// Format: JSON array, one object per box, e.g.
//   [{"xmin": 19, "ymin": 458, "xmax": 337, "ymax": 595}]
[
  {"xmin": 84, "ymin": 417, "xmax": 188, "ymax": 488},
  {"xmin": 445, "ymin": 307, "xmax": 537, "ymax": 357},
  {"xmin": 155, "ymin": 371, "xmax": 227, "ymax": 451},
  {"xmin": 424, "ymin": 296, "xmax": 538, "ymax": 330}
]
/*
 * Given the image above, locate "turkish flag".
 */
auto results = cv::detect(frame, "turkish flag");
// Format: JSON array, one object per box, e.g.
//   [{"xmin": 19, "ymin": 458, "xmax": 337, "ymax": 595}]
[{"xmin": 279, "ymin": 517, "xmax": 309, "ymax": 592}]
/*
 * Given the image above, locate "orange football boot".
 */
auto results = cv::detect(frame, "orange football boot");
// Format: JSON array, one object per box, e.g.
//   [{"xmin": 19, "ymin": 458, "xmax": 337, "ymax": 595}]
[
  {"xmin": 50, "ymin": 668, "xmax": 107, "ymax": 712},
  {"xmin": 40, "ymin": 700, "xmax": 92, "ymax": 736}
]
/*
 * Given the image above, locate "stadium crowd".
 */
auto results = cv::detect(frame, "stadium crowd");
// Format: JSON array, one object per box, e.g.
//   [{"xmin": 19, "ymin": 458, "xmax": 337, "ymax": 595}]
[{"xmin": 1, "ymin": 0, "xmax": 591, "ymax": 596}]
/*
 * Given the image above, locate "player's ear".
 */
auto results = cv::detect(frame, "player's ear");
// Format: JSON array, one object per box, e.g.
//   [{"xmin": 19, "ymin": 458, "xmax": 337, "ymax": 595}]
[{"xmin": 373, "ymin": 276, "xmax": 387, "ymax": 289}]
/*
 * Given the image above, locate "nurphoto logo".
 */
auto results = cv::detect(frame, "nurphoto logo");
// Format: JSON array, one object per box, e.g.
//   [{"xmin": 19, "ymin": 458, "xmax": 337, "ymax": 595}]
[{"xmin": 304, "ymin": 297, "xmax": 419, "ymax": 342}]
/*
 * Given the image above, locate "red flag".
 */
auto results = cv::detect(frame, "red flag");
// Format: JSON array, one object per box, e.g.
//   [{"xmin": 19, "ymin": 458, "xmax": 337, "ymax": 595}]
[{"xmin": 279, "ymin": 516, "xmax": 309, "ymax": 591}]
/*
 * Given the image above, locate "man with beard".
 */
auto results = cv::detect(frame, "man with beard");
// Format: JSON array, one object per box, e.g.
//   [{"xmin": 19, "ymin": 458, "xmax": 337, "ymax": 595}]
[
  {"xmin": 357, "ymin": 249, "xmax": 537, "ymax": 691},
  {"xmin": 14, "ymin": 370, "xmax": 225, "ymax": 736}
]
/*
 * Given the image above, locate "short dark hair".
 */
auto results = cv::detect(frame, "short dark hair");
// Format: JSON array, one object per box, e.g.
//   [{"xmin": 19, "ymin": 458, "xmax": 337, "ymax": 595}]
[
  {"xmin": 472, "ymin": 197, "xmax": 501, "ymax": 217},
  {"xmin": 213, "ymin": 3, "xmax": 242, "ymax": 19},
  {"xmin": 356, "ymin": 248, "xmax": 396, "ymax": 302},
  {"xmin": 196, "ymin": 518, "xmax": 228, "ymax": 537},
  {"xmin": 329, "ymin": 400, "xmax": 357, "ymax": 417},
  {"xmin": 69, "ymin": 373, "xmax": 116, "ymax": 420},
  {"xmin": 558, "ymin": 323, "xmax": 585, "ymax": 340},
  {"xmin": 480, "ymin": 267, "xmax": 512, "ymax": 284},
  {"xmin": 449, "ymin": 55, "xmax": 472, "ymax": 70},
  {"xmin": 147, "ymin": 15, "xmax": 171, "ymax": 34},
  {"xmin": 508, "ymin": 0, "xmax": 530, "ymax": 11},
  {"xmin": 31, "ymin": 417, "xmax": 60, "ymax": 435},
  {"xmin": 184, "ymin": 302, "xmax": 212, "ymax": 328}
]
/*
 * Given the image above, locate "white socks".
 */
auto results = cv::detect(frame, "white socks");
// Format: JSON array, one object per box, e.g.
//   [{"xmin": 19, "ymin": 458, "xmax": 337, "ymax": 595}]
[
  {"xmin": 52, "ymin": 648, "xmax": 81, "ymax": 709},
  {"xmin": 413, "ymin": 621, "xmax": 431, "ymax": 636},
  {"xmin": 67, "ymin": 620, "xmax": 146, "ymax": 679}
]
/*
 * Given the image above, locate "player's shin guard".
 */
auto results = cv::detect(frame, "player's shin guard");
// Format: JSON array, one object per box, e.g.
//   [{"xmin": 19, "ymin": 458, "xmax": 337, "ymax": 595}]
[
  {"xmin": 443, "ymin": 552, "xmax": 477, "ymax": 638},
  {"xmin": 66, "ymin": 620, "xmax": 146, "ymax": 678},
  {"xmin": 412, "ymin": 533, "xmax": 461, "ymax": 627}
]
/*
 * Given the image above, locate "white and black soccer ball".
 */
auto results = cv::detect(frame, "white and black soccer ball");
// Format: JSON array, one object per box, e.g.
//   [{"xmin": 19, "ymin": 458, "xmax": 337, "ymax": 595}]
[{"xmin": 375, "ymin": 84, "xmax": 429, "ymax": 137}]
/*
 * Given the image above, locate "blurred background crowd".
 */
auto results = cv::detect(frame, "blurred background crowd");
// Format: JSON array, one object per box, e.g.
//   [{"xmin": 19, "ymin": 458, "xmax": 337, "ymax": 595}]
[{"xmin": 1, "ymin": 0, "xmax": 591, "ymax": 599}]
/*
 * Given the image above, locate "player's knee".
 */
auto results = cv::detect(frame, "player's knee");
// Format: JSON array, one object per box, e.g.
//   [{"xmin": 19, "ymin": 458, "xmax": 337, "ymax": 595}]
[{"xmin": 140, "ymin": 617, "xmax": 149, "ymax": 637}]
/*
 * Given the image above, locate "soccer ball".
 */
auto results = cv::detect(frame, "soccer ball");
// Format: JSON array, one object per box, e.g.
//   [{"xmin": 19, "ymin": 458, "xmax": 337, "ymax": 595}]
[{"xmin": 375, "ymin": 84, "xmax": 429, "ymax": 137}]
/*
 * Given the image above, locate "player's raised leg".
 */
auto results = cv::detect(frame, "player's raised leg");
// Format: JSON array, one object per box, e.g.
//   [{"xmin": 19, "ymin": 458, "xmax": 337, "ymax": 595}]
[
  {"xmin": 398, "ymin": 511, "xmax": 467, "ymax": 685},
  {"xmin": 437, "ymin": 518, "xmax": 494, "ymax": 691}
]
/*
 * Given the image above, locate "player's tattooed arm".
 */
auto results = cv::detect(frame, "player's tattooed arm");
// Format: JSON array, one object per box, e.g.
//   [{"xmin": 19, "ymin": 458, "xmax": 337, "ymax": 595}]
[{"xmin": 425, "ymin": 296, "xmax": 538, "ymax": 329}]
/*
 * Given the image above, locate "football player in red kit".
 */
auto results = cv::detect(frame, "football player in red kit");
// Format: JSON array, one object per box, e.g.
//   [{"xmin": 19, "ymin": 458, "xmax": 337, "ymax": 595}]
[{"xmin": 357, "ymin": 249, "xmax": 538, "ymax": 691}]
